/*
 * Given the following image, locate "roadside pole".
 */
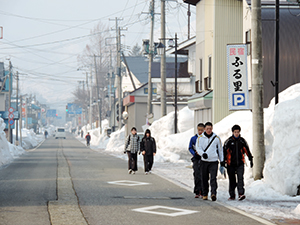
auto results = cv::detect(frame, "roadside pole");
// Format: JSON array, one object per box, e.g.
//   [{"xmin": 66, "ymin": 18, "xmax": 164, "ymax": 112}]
[
  {"xmin": 16, "ymin": 71, "xmax": 19, "ymax": 145},
  {"xmin": 160, "ymin": 0, "xmax": 167, "ymax": 117},
  {"xmin": 19, "ymin": 96, "xmax": 22, "ymax": 147},
  {"xmin": 8, "ymin": 61, "xmax": 12, "ymax": 143},
  {"xmin": 251, "ymin": 0, "xmax": 265, "ymax": 180},
  {"xmin": 147, "ymin": 0, "xmax": 155, "ymax": 116}
]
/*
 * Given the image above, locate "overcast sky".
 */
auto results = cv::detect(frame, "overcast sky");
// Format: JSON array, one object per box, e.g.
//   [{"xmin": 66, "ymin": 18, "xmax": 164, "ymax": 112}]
[{"xmin": 0, "ymin": 0, "xmax": 196, "ymax": 113}]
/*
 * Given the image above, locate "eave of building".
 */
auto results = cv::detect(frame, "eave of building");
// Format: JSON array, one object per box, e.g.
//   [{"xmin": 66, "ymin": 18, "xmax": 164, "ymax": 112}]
[
  {"xmin": 183, "ymin": 0, "xmax": 200, "ymax": 6},
  {"xmin": 165, "ymin": 36, "xmax": 196, "ymax": 55}
]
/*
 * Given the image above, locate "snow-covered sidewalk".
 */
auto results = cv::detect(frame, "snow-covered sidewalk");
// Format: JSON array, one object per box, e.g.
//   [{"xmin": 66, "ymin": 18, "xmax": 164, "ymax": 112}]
[{"xmin": 77, "ymin": 83, "xmax": 300, "ymax": 223}]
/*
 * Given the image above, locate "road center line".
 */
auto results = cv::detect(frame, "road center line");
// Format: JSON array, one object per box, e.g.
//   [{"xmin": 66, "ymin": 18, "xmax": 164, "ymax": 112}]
[{"xmin": 48, "ymin": 144, "xmax": 88, "ymax": 225}]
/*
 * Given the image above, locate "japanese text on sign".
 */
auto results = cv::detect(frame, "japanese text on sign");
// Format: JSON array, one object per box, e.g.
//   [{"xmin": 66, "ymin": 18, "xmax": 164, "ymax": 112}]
[{"xmin": 227, "ymin": 44, "xmax": 250, "ymax": 110}]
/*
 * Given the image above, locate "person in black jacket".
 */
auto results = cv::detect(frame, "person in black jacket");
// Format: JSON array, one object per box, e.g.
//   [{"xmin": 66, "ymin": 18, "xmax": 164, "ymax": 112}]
[
  {"xmin": 223, "ymin": 125, "xmax": 253, "ymax": 201},
  {"xmin": 140, "ymin": 129, "xmax": 156, "ymax": 175}
]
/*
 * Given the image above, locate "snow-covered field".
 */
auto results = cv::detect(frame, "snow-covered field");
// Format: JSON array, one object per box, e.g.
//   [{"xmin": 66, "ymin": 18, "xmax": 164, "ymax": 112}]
[{"xmin": 80, "ymin": 83, "xmax": 300, "ymax": 222}]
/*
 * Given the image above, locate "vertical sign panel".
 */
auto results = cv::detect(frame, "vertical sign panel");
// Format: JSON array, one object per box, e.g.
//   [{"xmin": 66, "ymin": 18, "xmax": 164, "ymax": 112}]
[{"xmin": 227, "ymin": 44, "xmax": 250, "ymax": 110}]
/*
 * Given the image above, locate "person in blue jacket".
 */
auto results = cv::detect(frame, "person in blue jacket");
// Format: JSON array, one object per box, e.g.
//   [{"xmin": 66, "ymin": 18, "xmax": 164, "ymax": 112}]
[{"xmin": 188, "ymin": 123, "xmax": 205, "ymax": 198}]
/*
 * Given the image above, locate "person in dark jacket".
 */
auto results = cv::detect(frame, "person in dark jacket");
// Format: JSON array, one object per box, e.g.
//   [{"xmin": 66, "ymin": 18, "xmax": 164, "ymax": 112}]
[
  {"xmin": 141, "ymin": 129, "xmax": 156, "ymax": 175},
  {"xmin": 85, "ymin": 132, "xmax": 91, "ymax": 146},
  {"xmin": 188, "ymin": 123, "xmax": 205, "ymax": 198},
  {"xmin": 124, "ymin": 127, "xmax": 140, "ymax": 174},
  {"xmin": 223, "ymin": 124, "xmax": 253, "ymax": 201}
]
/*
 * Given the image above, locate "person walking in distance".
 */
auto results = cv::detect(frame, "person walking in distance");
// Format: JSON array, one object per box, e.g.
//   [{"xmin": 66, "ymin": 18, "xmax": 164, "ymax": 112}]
[
  {"xmin": 124, "ymin": 127, "xmax": 140, "ymax": 174},
  {"xmin": 223, "ymin": 125, "xmax": 253, "ymax": 201},
  {"xmin": 196, "ymin": 122, "xmax": 223, "ymax": 201},
  {"xmin": 188, "ymin": 123, "xmax": 205, "ymax": 198},
  {"xmin": 85, "ymin": 132, "xmax": 91, "ymax": 146},
  {"xmin": 44, "ymin": 130, "xmax": 48, "ymax": 139},
  {"xmin": 140, "ymin": 129, "xmax": 156, "ymax": 175}
]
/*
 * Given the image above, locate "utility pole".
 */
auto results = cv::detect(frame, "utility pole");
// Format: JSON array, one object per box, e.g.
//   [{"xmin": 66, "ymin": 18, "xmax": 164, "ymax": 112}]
[
  {"xmin": 16, "ymin": 71, "xmax": 19, "ymax": 145},
  {"xmin": 161, "ymin": 0, "xmax": 167, "ymax": 117},
  {"xmin": 94, "ymin": 54, "xmax": 102, "ymax": 134},
  {"xmin": 109, "ymin": 50, "xmax": 113, "ymax": 113},
  {"xmin": 117, "ymin": 26, "xmax": 122, "ymax": 130},
  {"xmin": 8, "ymin": 61, "xmax": 12, "ymax": 143},
  {"xmin": 147, "ymin": 0, "xmax": 155, "ymax": 117},
  {"xmin": 89, "ymin": 66, "xmax": 93, "ymax": 129},
  {"xmin": 174, "ymin": 33, "xmax": 178, "ymax": 133},
  {"xmin": 25, "ymin": 98, "xmax": 28, "ymax": 129},
  {"xmin": 252, "ymin": 0, "xmax": 265, "ymax": 180},
  {"xmin": 19, "ymin": 95, "xmax": 22, "ymax": 147},
  {"xmin": 275, "ymin": 0, "xmax": 279, "ymax": 104},
  {"xmin": 187, "ymin": 4, "xmax": 191, "ymax": 39}
]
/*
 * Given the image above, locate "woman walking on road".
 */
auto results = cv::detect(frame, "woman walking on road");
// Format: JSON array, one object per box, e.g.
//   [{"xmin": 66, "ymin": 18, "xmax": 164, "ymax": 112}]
[
  {"xmin": 140, "ymin": 129, "xmax": 156, "ymax": 175},
  {"xmin": 124, "ymin": 127, "xmax": 140, "ymax": 174}
]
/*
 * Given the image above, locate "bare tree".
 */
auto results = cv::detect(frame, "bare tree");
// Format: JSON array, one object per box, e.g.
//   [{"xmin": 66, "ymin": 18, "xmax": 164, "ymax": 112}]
[{"xmin": 76, "ymin": 22, "xmax": 115, "ymax": 122}]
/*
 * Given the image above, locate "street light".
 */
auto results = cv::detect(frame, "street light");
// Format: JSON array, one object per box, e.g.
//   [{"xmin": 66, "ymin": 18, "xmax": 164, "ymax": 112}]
[{"xmin": 157, "ymin": 33, "xmax": 178, "ymax": 133}]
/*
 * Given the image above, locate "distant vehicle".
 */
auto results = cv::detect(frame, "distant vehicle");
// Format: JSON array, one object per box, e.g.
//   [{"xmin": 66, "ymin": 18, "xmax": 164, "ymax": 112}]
[
  {"xmin": 55, "ymin": 128, "xmax": 66, "ymax": 139},
  {"xmin": 137, "ymin": 132, "xmax": 144, "ymax": 141}
]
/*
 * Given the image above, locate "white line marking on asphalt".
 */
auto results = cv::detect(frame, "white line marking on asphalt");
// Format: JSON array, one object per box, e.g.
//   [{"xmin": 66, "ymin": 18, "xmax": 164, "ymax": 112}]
[
  {"xmin": 132, "ymin": 205, "xmax": 198, "ymax": 217},
  {"xmin": 107, "ymin": 180, "xmax": 150, "ymax": 186},
  {"xmin": 26, "ymin": 139, "xmax": 45, "ymax": 152},
  {"xmin": 153, "ymin": 172, "xmax": 275, "ymax": 224}
]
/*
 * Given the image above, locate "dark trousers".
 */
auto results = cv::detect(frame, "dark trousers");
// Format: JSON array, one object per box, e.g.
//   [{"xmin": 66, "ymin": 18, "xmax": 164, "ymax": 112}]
[
  {"xmin": 143, "ymin": 154, "xmax": 154, "ymax": 172},
  {"xmin": 227, "ymin": 164, "xmax": 245, "ymax": 197},
  {"xmin": 192, "ymin": 157, "xmax": 202, "ymax": 195},
  {"xmin": 127, "ymin": 152, "xmax": 138, "ymax": 171},
  {"xmin": 201, "ymin": 161, "xmax": 218, "ymax": 196}
]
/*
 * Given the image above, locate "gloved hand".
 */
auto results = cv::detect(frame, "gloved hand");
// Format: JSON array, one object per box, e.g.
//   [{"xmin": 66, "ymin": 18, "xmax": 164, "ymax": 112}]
[
  {"xmin": 202, "ymin": 153, "xmax": 208, "ymax": 159},
  {"xmin": 250, "ymin": 159, "xmax": 253, "ymax": 168},
  {"xmin": 220, "ymin": 161, "xmax": 226, "ymax": 168},
  {"xmin": 124, "ymin": 151, "xmax": 127, "ymax": 154}
]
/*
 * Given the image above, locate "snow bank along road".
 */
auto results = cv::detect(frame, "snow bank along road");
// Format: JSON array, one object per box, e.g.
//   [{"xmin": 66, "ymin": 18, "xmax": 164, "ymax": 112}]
[{"xmin": 0, "ymin": 134, "xmax": 274, "ymax": 225}]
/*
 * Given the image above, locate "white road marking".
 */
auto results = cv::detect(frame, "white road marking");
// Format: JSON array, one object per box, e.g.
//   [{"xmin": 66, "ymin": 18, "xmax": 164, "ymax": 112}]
[
  {"xmin": 107, "ymin": 180, "xmax": 150, "ymax": 186},
  {"xmin": 132, "ymin": 205, "xmax": 198, "ymax": 217}
]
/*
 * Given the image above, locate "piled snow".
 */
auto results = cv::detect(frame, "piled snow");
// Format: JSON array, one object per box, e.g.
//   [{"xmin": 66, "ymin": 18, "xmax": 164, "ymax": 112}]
[
  {"xmin": 21, "ymin": 128, "xmax": 44, "ymax": 150},
  {"xmin": 106, "ymin": 126, "xmax": 125, "ymax": 152},
  {"xmin": 79, "ymin": 119, "xmax": 111, "ymax": 149},
  {"xmin": 0, "ymin": 118, "xmax": 25, "ymax": 167},
  {"xmin": 178, "ymin": 106, "xmax": 194, "ymax": 133}
]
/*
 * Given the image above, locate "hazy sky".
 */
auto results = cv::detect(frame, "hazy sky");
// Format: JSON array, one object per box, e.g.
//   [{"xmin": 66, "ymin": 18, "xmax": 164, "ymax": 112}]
[{"xmin": 0, "ymin": 0, "xmax": 196, "ymax": 113}]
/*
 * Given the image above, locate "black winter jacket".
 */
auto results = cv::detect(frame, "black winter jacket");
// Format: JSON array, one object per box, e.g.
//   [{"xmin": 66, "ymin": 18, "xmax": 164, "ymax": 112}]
[
  {"xmin": 223, "ymin": 136, "xmax": 253, "ymax": 166},
  {"xmin": 140, "ymin": 137, "xmax": 156, "ymax": 155}
]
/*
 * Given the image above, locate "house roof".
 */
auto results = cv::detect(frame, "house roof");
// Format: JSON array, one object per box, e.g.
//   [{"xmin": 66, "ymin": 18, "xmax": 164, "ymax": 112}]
[
  {"xmin": 151, "ymin": 60, "xmax": 189, "ymax": 78},
  {"xmin": 122, "ymin": 56, "xmax": 149, "ymax": 84},
  {"xmin": 122, "ymin": 56, "xmax": 189, "ymax": 83}
]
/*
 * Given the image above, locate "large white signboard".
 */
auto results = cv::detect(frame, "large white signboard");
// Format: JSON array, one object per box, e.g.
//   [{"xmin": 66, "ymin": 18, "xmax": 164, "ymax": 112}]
[{"xmin": 227, "ymin": 44, "xmax": 250, "ymax": 110}]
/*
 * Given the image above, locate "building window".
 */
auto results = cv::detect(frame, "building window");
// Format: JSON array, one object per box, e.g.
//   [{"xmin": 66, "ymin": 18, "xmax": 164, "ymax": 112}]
[
  {"xmin": 245, "ymin": 30, "xmax": 251, "ymax": 55},
  {"xmin": 208, "ymin": 56, "xmax": 212, "ymax": 89},
  {"xmin": 199, "ymin": 58, "xmax": 203, "ymax": 91}
]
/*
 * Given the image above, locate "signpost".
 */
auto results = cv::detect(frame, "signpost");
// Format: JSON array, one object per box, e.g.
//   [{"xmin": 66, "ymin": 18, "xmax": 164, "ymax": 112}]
[{"xmin": 227, "ymin": 44, "xmax": 250, "ymax": 110}]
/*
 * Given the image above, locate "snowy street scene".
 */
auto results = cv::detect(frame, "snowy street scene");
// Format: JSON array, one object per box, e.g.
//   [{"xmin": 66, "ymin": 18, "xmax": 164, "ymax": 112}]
[{"xmin": 1, "ymin": 0, "xmax": 300, "ymax": 225}]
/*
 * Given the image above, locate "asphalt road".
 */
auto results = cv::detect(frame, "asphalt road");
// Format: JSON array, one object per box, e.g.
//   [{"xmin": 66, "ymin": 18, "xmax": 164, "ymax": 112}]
[{"xmin": 0, "ymin": 134, "xmax": 273, "ymax": 225}]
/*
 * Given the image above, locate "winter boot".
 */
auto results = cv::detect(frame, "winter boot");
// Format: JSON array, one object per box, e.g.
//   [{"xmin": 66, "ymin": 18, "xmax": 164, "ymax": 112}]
[
  {"xmin": 202, "ymin": 196, "xmax": 208, "ymax": 200},
  {"xmin": 239, "ymin": 195, "xmax": 246, "ymax": 201},
  {"xmin": 211, "ymin": 194, "xmax": 217, "ymax": 201}
]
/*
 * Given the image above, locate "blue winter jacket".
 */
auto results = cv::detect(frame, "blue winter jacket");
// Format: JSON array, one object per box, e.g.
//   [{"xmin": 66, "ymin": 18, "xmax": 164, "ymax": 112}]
[{"xmin": 188, "ymin": 134, "xmax": 198, "ymax": 157}]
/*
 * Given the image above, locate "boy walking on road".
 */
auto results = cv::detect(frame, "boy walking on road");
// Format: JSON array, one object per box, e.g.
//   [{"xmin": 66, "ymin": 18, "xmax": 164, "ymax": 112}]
[
  {"xmin": 196, "ymin": 122, "xmax": 223, "ymax": 201},
  {"xmin": 85, "ymin": 132, "xmax": 91, "ymax": 146},
  {"xmin": 223, "ymin": 125, "xmax": 253, "ymax": 201},
  {"xmin": 188, "ymin": 123, "xmax": 205, "ymax": 198},
  {"xmin": 124, "ymin": 127, "xmax": 140, "ymax": 174}
]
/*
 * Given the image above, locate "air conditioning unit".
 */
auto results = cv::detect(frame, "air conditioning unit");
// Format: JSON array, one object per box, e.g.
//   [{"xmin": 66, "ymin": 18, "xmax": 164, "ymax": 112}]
[
  {"xmin": 195, "ymin": 80, "xmax": 202, "ymax": 93},
  {"xmin": 204, "ymin": 77, "xmax": 211, "ymax": 90}
]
